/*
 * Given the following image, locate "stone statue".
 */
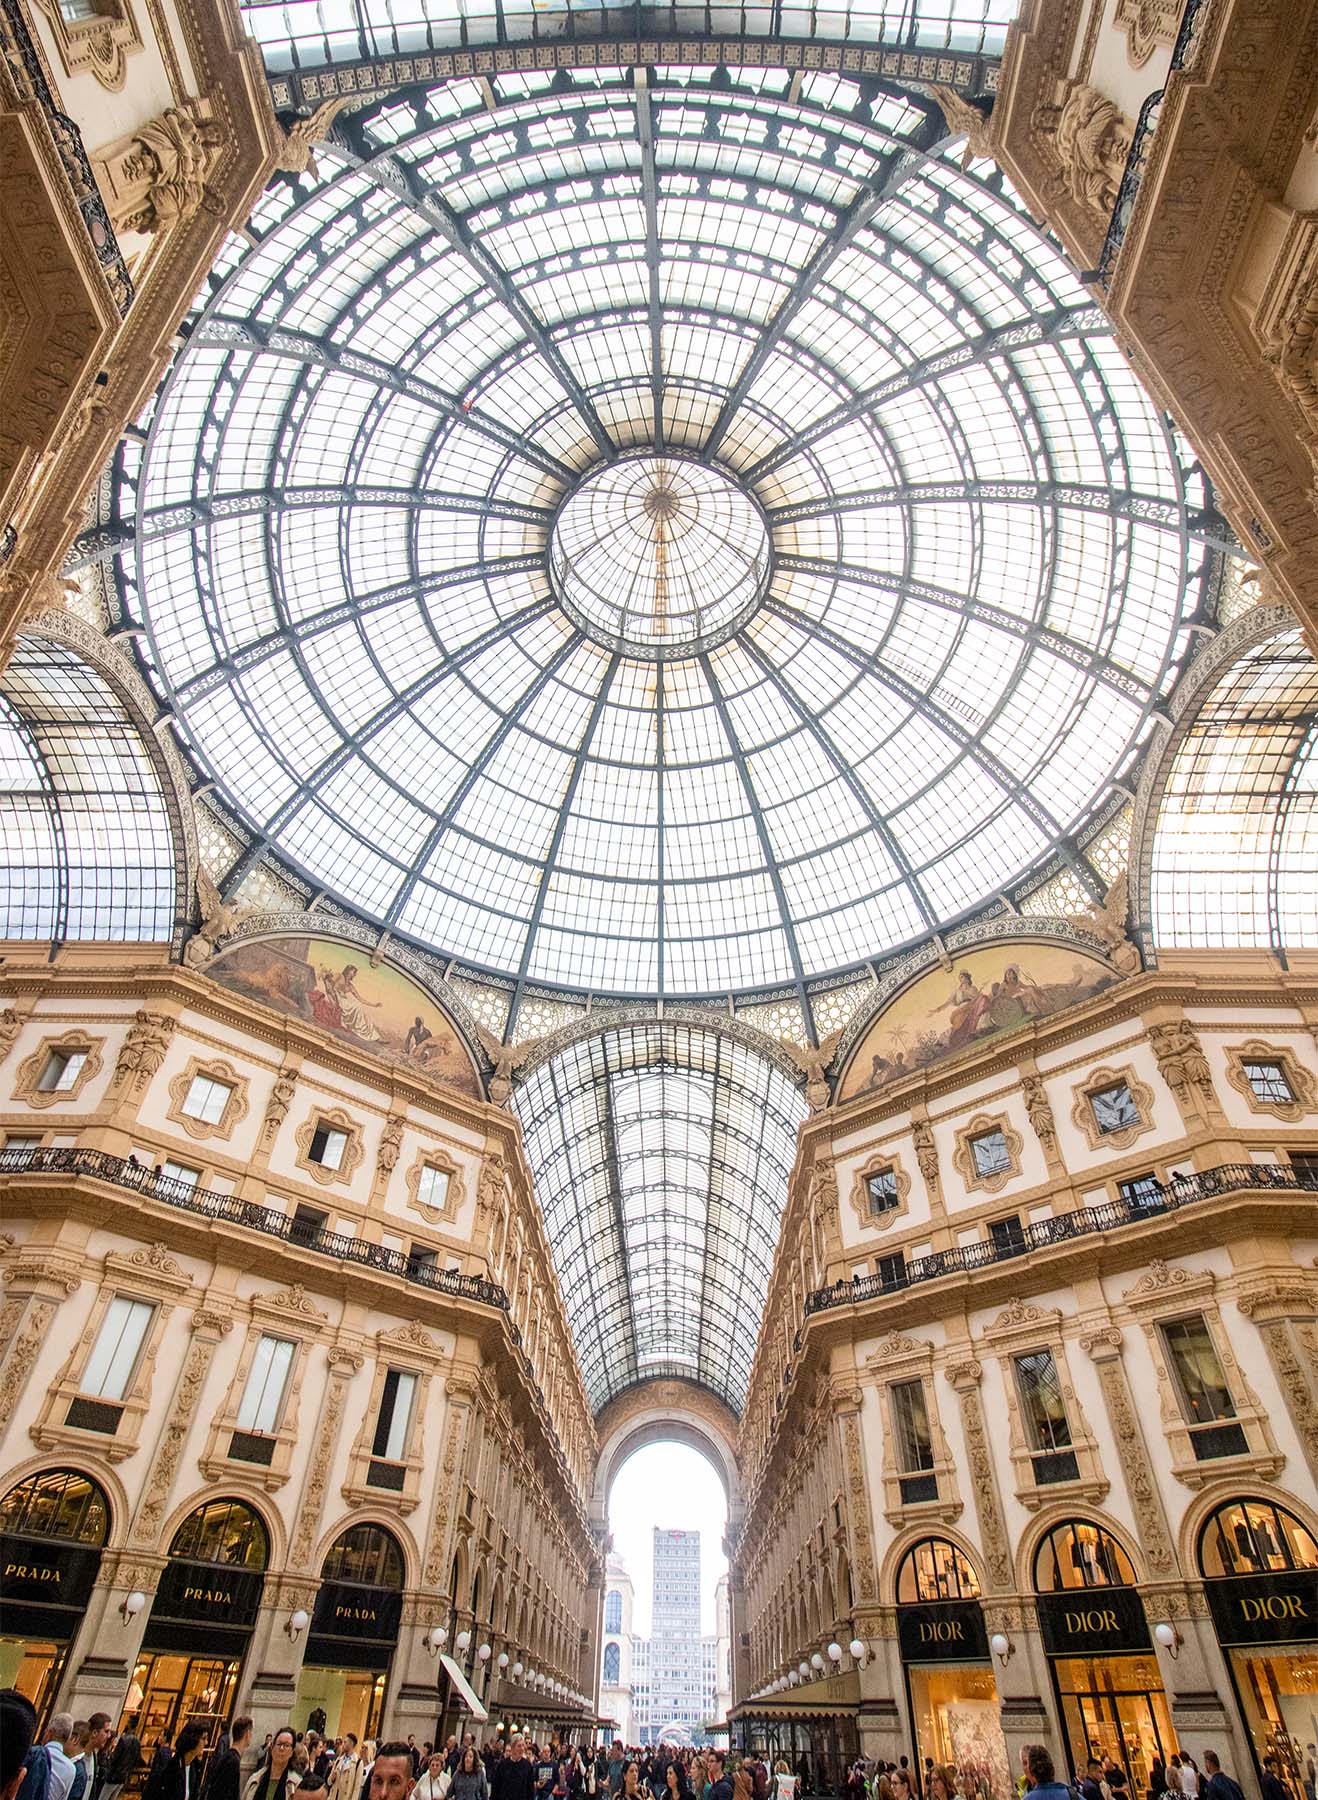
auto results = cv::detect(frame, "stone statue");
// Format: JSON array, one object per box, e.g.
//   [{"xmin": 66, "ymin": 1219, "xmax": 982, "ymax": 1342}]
[
  {"xmin": 474, "ymin": 1025, "xmax": 539, "ymax": 1106},
  {"xmin": 1036, "ymin": 83, "xmax": 1133, "ymax": 216},
  {"xmin": 1022, "ymin": 1074, "xmax": 1057, "ymax": 1150},
  {"xmin": 111, "ymin": 1010, "xmax": 174, "ymax": 1093},
  {"xmin": 274, "ymin": 97, "xmax": 354, "ymax": 175},
  {"xmin": 378, "ymin": 1114, "xmax": 406, "ymax": 1176},
  {"xmin": 105, "ymin": 101, "xmax": 224, "ymax": 236},
  {"xmin": 778, "ymin": 1030, "xmax": 842, "ymax": 1114},
  {"xmin": 930, "ymin": 87, "xmax": 995, "ymax": 168},
  {"xmin": 1070, "ymin": 869, "xmax": 1142, "ymax": 973},
  {"xmin": 183, "ymin": 866, "xmax": 247, "ymax": 968}
]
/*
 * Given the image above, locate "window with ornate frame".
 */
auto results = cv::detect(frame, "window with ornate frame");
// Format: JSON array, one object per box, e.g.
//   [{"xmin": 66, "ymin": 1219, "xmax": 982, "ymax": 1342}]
[
  {"xmin": 12, "ymin": 1033, "xmax": 103, "ymax": 1108},
  {"xmin": 31, "ymin": 0, "xmax": 142, "ymax": 93},
  {"xmin": 342, "ymin": 1321, "xmax": 443, "ymax": 1514},
  {"xmin": 1070, "ymin": 1065, "xmax": 1156, "ymax": 1151},
  {"xmin": 895, "ymin": 1538, "xmax": 981, "ymax": 1604},
  {"xmin": 1033, "ymin": 1519, "xmax": 1138, "ymax": 1591},
  {"xmin": 295, "ymin": 1107, "xmax": 364, "ymax": 1187},
  {"xmin": 866, "ymin": 1335, "xmax": 961, "ymax": 1527},
  {"xmin": 198, "ymin": 1287, "xmax": 327, "ymax": 1490},
  {"xmin": 31, "ymin": 1246, "xmax": 191, "ymax": 1462},
  {"xmin": 404, "ymin": 1146, "xmax": 463, "ymax": 1226},
  {"xmin": 982, "ymin": 1298, "xmax": 1109, "ymax": 1510},
  {"xmin": 1223, "ymin": 1040, "xmax": 1317, "ymax": 1123},
  {"xmin": 1122, "ymin": 1264, "xmax": 1285, "ymax": 1488},
  {"xmin": 848, "ymin": 1152, "xmax": 911, "ymax": 1232},
  {"xmin": 953, "ymin": 1113, "xmax": 1024, "ymax": 1194},
  {"xmin": 1197, "ymin": 1498, "xmax": 1318, "ymax": 1577},
  {"xmin": 167, "ymin": 1056, "xmax": 250, "ymax": 1142}
]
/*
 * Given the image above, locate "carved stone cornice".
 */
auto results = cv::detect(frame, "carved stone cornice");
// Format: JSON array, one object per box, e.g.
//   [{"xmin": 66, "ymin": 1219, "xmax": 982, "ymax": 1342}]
[
  {"xmin": 3, "ymin": 1257, "xmax": 82, "ymax": 1296},
  {"xmin": 1232, "ymin": 1278, "xmax": 1316, "ymax": 1322},
  {"xmin": 1121, "ymin": 1257, "xmax": 1213, "ymax": 1312}
]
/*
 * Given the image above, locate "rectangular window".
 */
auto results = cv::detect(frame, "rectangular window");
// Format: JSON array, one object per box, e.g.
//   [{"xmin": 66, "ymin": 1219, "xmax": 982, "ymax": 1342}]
[
  {"xmin": 81, "ymin": 1297, "xmax": 154, "ymax": 1400},
  {"xmin": 408, "ymin": 1243, "xmax": 438, "ymax": 1275},
  {"xmin": 37, "ymin": 1048, "xmax": 86, "ymax": 1093},
  {"xmin": 308, "ymin": 1122, "xmax": 348, "ymax": 1169},
  {"xmin": 290, "ymin": 1203, "xmax": 327, "ymax": 1247},
  {"xmin": 371, "ymin": 1368, "xmax": 417, "ymax": 1461},
  {"xmin": 2, "ymin": 1135, "xmax": 40, "ymax": 1163},
  {"xmin": 1118, "ymin": 1173, "xmax": 1163, "ymax": 1211},
  {"xmin": 876, "ymin": 1251, "xmax": 907, "ymax": 1289},
  {"xmin": 160, "ymin": 1160, "xmax": 200, "ymax": 1190},
  {"xmin": 1014, "ymin": 1349, "xmax": 1079, "ymax": 1483},
  {"xmin": 417, "ymin": 1164, "xmax": 450, "ymax": 1209},
  {"xmin": 1290, "ymin": 1151, "xmax": 1318, "ymax": 1186},
  {"xmin": 891, "ymin": 1379, "xmax": 935, "ymax": 1481},
  {"xmin": 236, "ymin": 1334, "xmax": 295, "ymax": 1434},
  {"xmin": 1243, "ymin": 1060, "xmax": 1293, "ymax": 1104},
  {"xmin": 970, "ymin": 1128, "xmax": 1010, "ymax": 1177},
  {"xmin": 866, "ymin": 1167, "xmax": 900, "ymax": 1216},
  {"xmin": 181, "ymin": 1072, "xmax": 232, "ymax": 1125},
  {"xmin": 1162, "ymin": 1316, "xmax": 1248, "ymax": 1458},
  {"xmin": 989, "ymin": 1214, "xmax": 1025, "ymax": 1254}
]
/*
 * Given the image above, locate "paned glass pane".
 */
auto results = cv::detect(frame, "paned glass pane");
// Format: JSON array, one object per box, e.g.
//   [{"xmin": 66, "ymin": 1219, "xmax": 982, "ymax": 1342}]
[
  {"xmin": 237, "ymin": 1335, "xmax": 296, "ymax": 1432},
  {"xmin": 82, "ymin": 1297, "xmax": 154, "ymax": 1400}
]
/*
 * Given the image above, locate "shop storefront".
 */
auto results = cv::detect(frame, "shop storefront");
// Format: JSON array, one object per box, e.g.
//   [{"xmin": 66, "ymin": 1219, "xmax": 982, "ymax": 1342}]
[
  {"xmin": 0, "ymin": 1470, "xmax": 110, "ymax": 1725},
  {"xmin": 124, "ymin": 1498, "xmax": 268, "ymax": 1749},
  {"xmin": 1198, "ymin": 1498, "xmax": 1318, "ymax": 1800},
  {"xmin": 1033, "ymin": 1520, "xmax": 1172, "ymax": 1794},
  {"xmin": 730, "ymin": 1676, "xmax": 861, "ymax": 1791},
  {"xmin": 896, "ymin": 1540, "xmax": 1009, "ymax": 1800},
  {"xmin": 295, "ymin": 1525, "xmax": 404, "ymax": 1741}
]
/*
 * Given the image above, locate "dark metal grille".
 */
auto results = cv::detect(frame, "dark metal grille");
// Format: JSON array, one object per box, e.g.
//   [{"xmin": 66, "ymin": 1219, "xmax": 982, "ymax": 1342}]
[
  {"xmin": 228, "ymin": 1431, "xmax": 277, "ymax": 1465},
  {"xmin": 64, "ymin": 1397, "xmax": 124, "ymax": 1434}
]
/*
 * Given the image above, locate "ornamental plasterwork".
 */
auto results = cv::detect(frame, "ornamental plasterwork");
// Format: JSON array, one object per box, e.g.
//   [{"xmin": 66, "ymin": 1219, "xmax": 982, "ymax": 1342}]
[
  {"xmin": 848, "ymin": 1153, "xmax": 912, "ymax": 1234},
  {"xmin": 11, "ymin": 1032, "xmax": 104, "ymax": 1108},
  {"xmin": 1070, "ymin": 1063, "xmax": 1157, "ymax": 1151},
  {"xmin": 293, "ymin": 1106, "xmax": 364, "ymax": 1187},
  {"xmin": 32, "ymin": 0, "xmax": 141, "ymax": 92},
  {"xmin": 953, "ymin": 1112, "xmax": 1025, "ymax": 1195},
  {"xmin": 1114, "ymin": 0, "xmax": 1181, "ymax": 65},
  {"xmin": 1222, "ymin": 1038, "xmax": 1318, "ymax": 1122},
  {"xmin": 166, "ymin": 1055, "xmax": 250, "ymax": 1141}
]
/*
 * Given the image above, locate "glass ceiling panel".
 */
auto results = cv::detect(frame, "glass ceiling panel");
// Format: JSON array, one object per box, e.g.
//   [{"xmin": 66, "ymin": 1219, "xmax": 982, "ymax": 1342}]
[
  {"xmin": 105, "ymin": 64, "xmax": 1215, "ymax": 1001},
  {"xmin": 513, "ymin": 1022, "xmax": 806, "ymax": 1414},
  {"xmin": 1150, "ymin": 628, "xmax": 1318, "ymax": 954}
]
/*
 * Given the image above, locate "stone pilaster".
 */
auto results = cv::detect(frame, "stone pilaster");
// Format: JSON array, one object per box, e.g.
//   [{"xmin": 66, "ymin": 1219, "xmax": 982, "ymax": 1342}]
[
  {"xmin": 1081, "ymin": 1327, "xmax": 1179, "ymax": 1578},
  {"xmin": 1233, "ymin": 1278, "xmax": 1318, "ymax": 1486},
  {"xmin": 943, "ymin": 1359, "xmax": 1013, "ymax": 1592},
  {"xmin": 0, "ymin": 1256, "xmax": 81, "ymax": 1438},
  {"xmin": 56, "ymin": 1545, "xmax": 167, "ymax": 1720},
  {"xmin": 289, "ymin": 1344, "xmax": 364, "ymax": 1569},
  {"xmin": 128, "ymin": 1305, "xmax": 233, "ymax": 1550},
  {"xmin": 238, "ymin": 1570, "xmax": 321, "ymax": 1741}
]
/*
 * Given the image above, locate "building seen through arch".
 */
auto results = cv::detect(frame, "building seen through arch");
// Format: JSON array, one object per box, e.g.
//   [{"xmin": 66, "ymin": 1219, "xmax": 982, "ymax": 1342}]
[{"xmin": 1, "ymin": 0, "xmax": 1316, "ymax": 1792}]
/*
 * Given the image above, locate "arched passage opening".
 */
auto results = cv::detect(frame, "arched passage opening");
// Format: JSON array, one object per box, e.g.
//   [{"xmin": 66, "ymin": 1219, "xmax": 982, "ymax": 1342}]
[{"xmin": 591, "ymin": 1382, "xmax": 740, "ymax": 1749}]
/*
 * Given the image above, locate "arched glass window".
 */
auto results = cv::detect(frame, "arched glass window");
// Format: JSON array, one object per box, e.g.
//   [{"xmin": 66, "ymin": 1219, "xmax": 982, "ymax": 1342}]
[
  {"xmin": 897, "ymin": 1539, "xmax": 981, "ymax": 1604},
  {"xmin": 0, "ymin": 637, "xmax": 177, "ymax": 941},
  {"xmin": 1197, "ymin": 1499, "xmax": 1318, "ymax": 1578},
  {"xmin": 1150, "ymin": 628, "xmax": 1318, "ymax": 953},
  {"xmin": 168, "ymin": 1498, "xmax": 269, "ymax": 1570},
  {"xmin": 604, "ymin": 1590, "xmax": 623, "ymax": 1633},
  {"xmin": 321, "ymin": 1523, "xmax": 404, "ymax": 1587},
  {"xmin": 1033, "ymin": 1520, "xmax": 1137, "ymax": 1591},
  {"xmin": 0, "ymin": 1469, "xmax": 110, "ymax": 1545},
  {"xmin": 603, "ymin": 1642, "xmax": 621, "ymax": 1684}
]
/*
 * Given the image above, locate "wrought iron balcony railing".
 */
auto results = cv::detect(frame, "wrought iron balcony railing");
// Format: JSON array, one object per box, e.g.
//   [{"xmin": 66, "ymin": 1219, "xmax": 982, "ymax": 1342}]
[
  {"xmin": 0, "ymin": 1142, "xmax": 510, "ymax": 1310},
  {"xmin": 804, "ymin": 1160, "xmax": 1317, "ymax": 1316}
]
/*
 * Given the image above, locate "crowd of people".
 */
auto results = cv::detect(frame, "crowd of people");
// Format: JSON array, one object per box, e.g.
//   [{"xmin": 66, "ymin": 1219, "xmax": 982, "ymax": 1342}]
[{"xmin": 0, "ymin": 1696, "xmax": 1273, "ymax": 1800}]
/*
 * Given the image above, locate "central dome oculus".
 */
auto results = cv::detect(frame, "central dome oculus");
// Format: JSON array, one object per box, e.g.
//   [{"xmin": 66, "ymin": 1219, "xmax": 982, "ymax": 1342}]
[{"xmin": 549, "ymin": 454, "xmax": 771, "ymax": 658}]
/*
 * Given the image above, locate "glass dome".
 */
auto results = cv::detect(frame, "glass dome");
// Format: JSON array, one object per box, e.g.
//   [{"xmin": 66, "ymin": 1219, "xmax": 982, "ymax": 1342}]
[{"xmin": 112, "ymin": 63, "xmax": 1213, "ymax": 999}]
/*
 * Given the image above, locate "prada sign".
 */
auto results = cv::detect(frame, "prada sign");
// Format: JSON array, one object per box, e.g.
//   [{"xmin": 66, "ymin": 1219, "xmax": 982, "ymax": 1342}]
[
  {"xmin": 1036, "ymin": 1587, "xmax": 1150, "ymax": 1656},
  {"xmin": 0, "ymin": 1536, "xmax": 102, "ymax": 1634},
  {"xmin": 1206, "ymin": 1573, "xmax": 1318, "ymax": 1647},
  {"xmin": 153, "ymin": 1558, "xmax": 264, "ymax": 1627},
  {"xmin": 898, "ymin": 1601, "xmax": 989, "ymax": 1662},
  {"xmin": 306, "ymin": 1582, "xmax": 402, "ymax": 1670}
]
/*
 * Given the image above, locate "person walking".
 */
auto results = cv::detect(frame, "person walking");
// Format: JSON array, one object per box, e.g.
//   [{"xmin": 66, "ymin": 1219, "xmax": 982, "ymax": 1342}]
[
  {"xmin": 202, "ymin": 1720, "xmax": 251, "ymax": 1800},
  {"xmin": 772, "ymin": 1764, "xmax": 797, "ymax": 1800},
  {"xmin": 1199, "ymin": 1756, "xmax": 1242, "ymax": 1800},
  {"xmin": 1259, "ymin": 1758, "xmax": 1288, "ymax": 1800},
  {"xmin": 100, "ymin": 1728, "xmax": 143, "ymax": 1800},
  {"xmin": 452, "ymin": 1749, "xmax": 488, "ymax": 1800},
  {"xmin": 243, "ymin": 1733, "xmax": 299, "ymax": 1800},
  {"xmin": 491, "ymin": 1741, "xmax": 535, "ymax": 1800},
  {"xmin": 161, "ymin": 1728, "xmax": 208, "ymax": 1800}
]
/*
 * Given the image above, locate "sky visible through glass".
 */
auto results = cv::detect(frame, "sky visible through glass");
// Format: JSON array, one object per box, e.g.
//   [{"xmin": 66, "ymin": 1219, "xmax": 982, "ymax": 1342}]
[{"xmin": 610, "ymin": 1442, "xmax": 729, "ymax": 1637}]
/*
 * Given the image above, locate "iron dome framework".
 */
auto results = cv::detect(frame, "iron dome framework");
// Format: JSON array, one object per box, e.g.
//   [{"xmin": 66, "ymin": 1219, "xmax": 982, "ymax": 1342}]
[{"xmin": 101, "ymin": 62, "xmax": 1223, "ymax": 1010}]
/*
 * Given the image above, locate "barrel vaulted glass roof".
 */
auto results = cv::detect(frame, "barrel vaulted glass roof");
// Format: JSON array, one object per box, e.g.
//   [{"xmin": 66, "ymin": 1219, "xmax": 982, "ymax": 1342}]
[
  {"xmin": 109, "ymin": 62, "xmax": 1217, "ymax": 1002},
  {"xmin": 513, "ymin": 1021, "xmax": 805, "ymax": 1411}
]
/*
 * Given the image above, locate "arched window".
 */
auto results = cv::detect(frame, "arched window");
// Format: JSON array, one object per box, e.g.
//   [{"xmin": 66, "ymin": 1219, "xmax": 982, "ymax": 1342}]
[
  {"xmin": 1034, "ymin": 1520, "xmax": 1137, "ymax": 1591},
  {"xmin": 0, "ymin": 1469, "xmax": 110, "ymax": 1545},
  {"xmin": 168, "ymin": 1498, "xmax": 268, "ymax": 1569},
  {"xmin": 603, "ymin": 1642, "xmax": 621, "ymax": 1684},
  {"xmin": 321, "ymin": 1523, "xmax": 404, "ymax": 1588},
  {"xmin": 896, "ymin": 1539, "xmax": 981, "ymax": 1604},
  {"xmin": 604, "ymin": 1589, "xmax": 622, "ymax": 1633},
  {"xmin": 1198, "ymin": 1499, "xmax": 1318, "ymax": 1578}
]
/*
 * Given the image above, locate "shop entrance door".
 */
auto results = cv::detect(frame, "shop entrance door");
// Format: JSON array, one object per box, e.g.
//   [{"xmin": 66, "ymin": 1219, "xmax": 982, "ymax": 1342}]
[
  {"xmin": 123, "ymin": 1652, "xmax": 242, "ymax": 1760},
  {"xmin": 1052, "ymin": 1656, "xmax": 1174, "ymax": 1792}
]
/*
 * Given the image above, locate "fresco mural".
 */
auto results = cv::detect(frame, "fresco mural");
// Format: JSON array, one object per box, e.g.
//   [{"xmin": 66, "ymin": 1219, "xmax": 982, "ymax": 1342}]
[
  {"xmin": 210, "ymin": 935, "xmax": 481, "ymax": 1096},
  {"xmin": 838, "ymin": 941, "xmax": 1118, "ymax": 1103}
]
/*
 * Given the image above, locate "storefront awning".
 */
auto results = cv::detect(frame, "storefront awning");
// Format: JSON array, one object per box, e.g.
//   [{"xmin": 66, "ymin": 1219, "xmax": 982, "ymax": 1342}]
[
  {"xmin": 441, "ymin": 1654, "xmax": 490, "ymax": 1723},
  {"xmin": 492, "ymin": 1679, "xmax": 593, "ymax": 1722},
  {"xmin": 729, "ymin": 1670, "xmax": 860, "ymax": 1719}
]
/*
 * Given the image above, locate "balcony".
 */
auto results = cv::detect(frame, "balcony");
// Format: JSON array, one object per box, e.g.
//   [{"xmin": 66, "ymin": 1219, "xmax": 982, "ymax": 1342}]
[
  {"xmin": 805, "ymin": 1160, "xmax": 1316, "ymax": 1315},
  {"xmin": 0, "ymin": 1142, "xmax": 510, "ymax": 1311}
]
